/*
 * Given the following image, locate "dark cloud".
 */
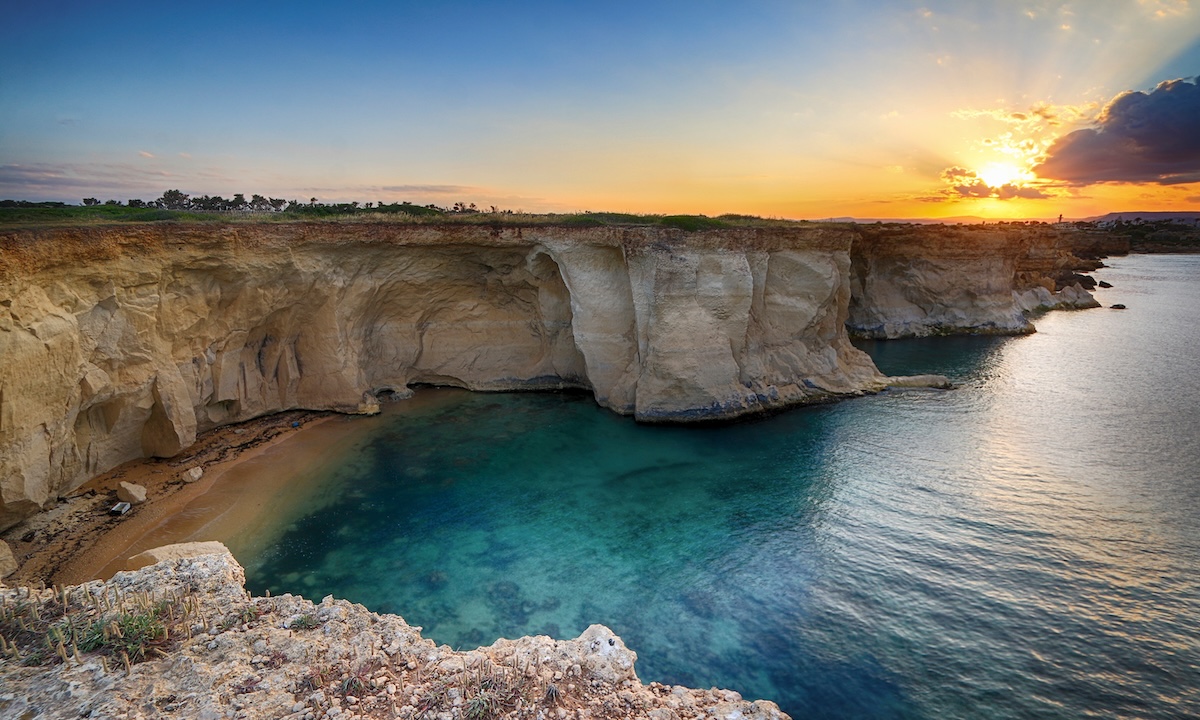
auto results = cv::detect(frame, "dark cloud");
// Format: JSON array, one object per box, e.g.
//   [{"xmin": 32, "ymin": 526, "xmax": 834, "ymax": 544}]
[
  {"xmin": 1034, "ymin": 77, "xmax": 1200, "ymax": 185},
  {"xmin": 1189, "ymin": 195, "xmax": 1200, "ymax": 203}
]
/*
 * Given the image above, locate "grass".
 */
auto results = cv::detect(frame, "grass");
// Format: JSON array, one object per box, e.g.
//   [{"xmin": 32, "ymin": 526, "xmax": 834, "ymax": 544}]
[{"xmin": 1, "ymin": 582, "xmax": 198, "ymax": 669}]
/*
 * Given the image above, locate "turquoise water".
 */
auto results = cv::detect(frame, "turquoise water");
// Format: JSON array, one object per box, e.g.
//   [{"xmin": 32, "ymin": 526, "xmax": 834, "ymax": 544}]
[{"xmin": 246, "ymin": 254, "xmax": 1200, "ymax": 719}]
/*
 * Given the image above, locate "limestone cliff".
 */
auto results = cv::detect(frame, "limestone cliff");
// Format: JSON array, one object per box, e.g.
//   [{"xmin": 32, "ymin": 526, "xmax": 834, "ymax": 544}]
[
  {"xmin": 0, "ymin": 546, "xmax": 789, "ymax": 720},
  {"xmin": 0, "ymin": 223, "xmax": 886, "ymax": 529},
  {"xmin": 847, "ymin": 224, "xmax": 1105, "ymax": 338}
]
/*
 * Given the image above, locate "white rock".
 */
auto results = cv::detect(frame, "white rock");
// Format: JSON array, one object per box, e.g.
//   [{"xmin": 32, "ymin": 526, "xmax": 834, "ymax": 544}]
[
  {"xmin": 125, "ymin": 540, "xmax": 232, "ymax": 571},
  {"xmin": 116, "ymin": 481, "xmax": 147, "ymax": 504},
  {"xmin": 0, "ymin": 539, "xmax": 17, "ymax": 578},
  {"xmin": 185, "ymin": 466, "xmax": 205, "ymax": 482}
]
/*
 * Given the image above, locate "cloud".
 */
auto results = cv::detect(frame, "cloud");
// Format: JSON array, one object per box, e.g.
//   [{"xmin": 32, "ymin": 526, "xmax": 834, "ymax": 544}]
[
  {"xmin": 936, "ymin": 166, "xmax": 1052, "ymax": 200},
  {"xmin": 1034, "ymin": 77, "xmax": 1200, "ymax": 185},
  {"xmin": 1189, "ymin": 195, "xmax": 1200, "ymax": 203},
  {"xmin": 378, "ymin": 184, "xmax": 476, "ymax": 195},
  {"xmin": 952, "ymin": 102, "xmax": 1094, "ymax": 128},
  {"xmin": 138, "ymin": 150, "xmax": 155, "ymax": 158},
  {"xmin": 0, "ymin": 162, "xmax": 175, "ymax": 200},
  {"xmin": 1139, "ymin": 0, "xmax": 1190, "ymax": 19}
]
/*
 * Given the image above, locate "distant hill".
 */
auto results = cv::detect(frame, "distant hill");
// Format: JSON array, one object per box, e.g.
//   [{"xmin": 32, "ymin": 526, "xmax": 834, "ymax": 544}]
[
  {"xmin": 819, "ymin": 212, "xmax": 1200, "ymax": 225},
  {"xmin": 1085, "ymin": 211, "xmax": 1200, "ymax": 224},
  {"xmin": 820, "ymin": 215, "xmax": 1056, "ymax": 224}
]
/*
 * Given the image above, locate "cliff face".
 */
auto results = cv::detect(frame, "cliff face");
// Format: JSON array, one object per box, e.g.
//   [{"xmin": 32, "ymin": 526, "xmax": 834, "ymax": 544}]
[
  {"xmin": 847, "ymin": 224, "xmax": 1104, "ymax": 338},
  {"xmin": 0, "ymin": 223, "xmax": 885, "ymax": 529}
]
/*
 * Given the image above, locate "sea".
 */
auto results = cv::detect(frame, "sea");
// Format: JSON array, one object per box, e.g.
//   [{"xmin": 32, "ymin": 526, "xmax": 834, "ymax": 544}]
[{"xmin": 240, "ymin": 253, "xmax": 1200, "ymax": 719}]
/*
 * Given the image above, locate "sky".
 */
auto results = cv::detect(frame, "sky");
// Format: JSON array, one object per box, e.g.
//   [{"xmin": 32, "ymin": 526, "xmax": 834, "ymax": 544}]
[{"xmin": 1, "ymin": 1, "xmax": 1198, "ymax": 219}]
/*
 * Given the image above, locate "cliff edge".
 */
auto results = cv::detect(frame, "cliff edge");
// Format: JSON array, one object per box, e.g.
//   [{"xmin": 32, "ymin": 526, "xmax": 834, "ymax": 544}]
[{"xmin": 0, "ymin": 544, "xmax": 789, "ymax": 720}]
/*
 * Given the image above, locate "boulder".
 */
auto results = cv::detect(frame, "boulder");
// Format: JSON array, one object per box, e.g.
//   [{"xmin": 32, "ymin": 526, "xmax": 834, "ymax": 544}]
[
  {"xmin": 1111, "ymin": 304, "xmax": 1126, "ymax": 310},
  {"xmin": 0, "ymin": 539, "xmax": 17, "ymax": 578},
  {"xmin": 1098, "ymin": 280, "xmax": 1113, "ymax": 288},
  {"xmin": 116, "ymin": 481, "xmax": 147, "ymax": 504},
  {"xmin": 124, "ymin": 540, "xmax": 232, "ymax": 571},
  {"xmin": 184, "ymin": 466, "xmax": 204, "ymax": 483}
]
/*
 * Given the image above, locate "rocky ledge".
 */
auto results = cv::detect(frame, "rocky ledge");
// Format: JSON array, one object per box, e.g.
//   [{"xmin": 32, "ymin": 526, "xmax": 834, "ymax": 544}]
[{"xmin": 0, "ymin": 544, "xmax": 787, "ymax": 720}]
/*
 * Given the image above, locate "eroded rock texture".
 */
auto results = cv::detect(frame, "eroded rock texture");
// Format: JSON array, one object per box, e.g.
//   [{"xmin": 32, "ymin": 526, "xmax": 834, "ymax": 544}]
[
  {"xmin": 847, "ymin": 224, "xmax": 1106, "ymax": 338},
  {"xmin": 0, "ymin": 223, "xmax": 885, "ymax": 528},
  {"xmin": 0, "ymin": 546, "xmax": 790, "ymax": 720}
]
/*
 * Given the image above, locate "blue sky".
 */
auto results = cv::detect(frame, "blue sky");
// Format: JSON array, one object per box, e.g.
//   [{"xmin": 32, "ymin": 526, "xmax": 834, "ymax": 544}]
[{"xmin": 3, "ymin": 1, "xmax": 1198, "ymax": 217}]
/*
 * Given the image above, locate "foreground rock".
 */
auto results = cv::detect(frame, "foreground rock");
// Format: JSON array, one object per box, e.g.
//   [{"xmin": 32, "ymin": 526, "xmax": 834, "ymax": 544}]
[
  {"xmin": 0, "ymin": 546, "xmax": 789, "ymax": 720},
  {"xmin": 0, "ymin": 540, "xmax": 15, "ymax": 578},
  {"xmin": 124, "ymin": 540, "xmax": 229, "ymax": 571}
]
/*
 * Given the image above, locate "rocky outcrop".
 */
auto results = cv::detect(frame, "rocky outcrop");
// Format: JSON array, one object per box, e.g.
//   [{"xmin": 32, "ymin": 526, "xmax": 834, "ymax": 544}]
[
  {"xmin": 0, "ymin": 539, "xmax": 15, "ymax": 578},
  {"xmin": 124, "ymin": 539, "xmax": 228, "ymax": 571},
  {"xmin": 1, "ymin": 223, "xmax": 894, "ymax": 529},
  {"xmin": 848, "ymin": 224, "xmax": 1104, "ymax": 338},
  {"xmin": 0, "ymin": 546, "xmax": 789, "ymax": 720}
]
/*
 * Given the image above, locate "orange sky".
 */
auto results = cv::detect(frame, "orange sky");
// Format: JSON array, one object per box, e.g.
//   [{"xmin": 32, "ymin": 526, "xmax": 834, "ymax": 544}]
[{"xmin": 2, "ymin": 1, "xmax": 1198, "ymax": 219}]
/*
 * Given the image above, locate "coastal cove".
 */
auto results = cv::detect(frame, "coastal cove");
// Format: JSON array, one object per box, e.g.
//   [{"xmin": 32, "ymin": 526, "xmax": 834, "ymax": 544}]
[{"xmin": 35, "ymin": 254, "xmax": 1200, "ymax": 719}]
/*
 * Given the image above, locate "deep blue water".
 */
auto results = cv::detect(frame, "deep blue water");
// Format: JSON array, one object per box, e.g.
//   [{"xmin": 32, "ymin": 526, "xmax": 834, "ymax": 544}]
[{"xmin": 245, "ymin": 254, "xmax": 1200, "ymax": 719}]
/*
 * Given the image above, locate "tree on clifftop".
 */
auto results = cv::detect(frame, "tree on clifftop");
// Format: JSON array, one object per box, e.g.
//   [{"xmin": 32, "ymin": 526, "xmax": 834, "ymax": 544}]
[{"xmin": 158, "ymin": 189, "xmax": 190, "ymax": 210}]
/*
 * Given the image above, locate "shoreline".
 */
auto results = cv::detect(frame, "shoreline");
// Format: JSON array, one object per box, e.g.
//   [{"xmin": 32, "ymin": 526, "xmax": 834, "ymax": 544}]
[
  {"xmin": 1, "ymin": 390, "xmax": 467, "ymax": 589},
  {"xmin": 1, "ymin": 409, "xmax": 368, "ymax": 587}
]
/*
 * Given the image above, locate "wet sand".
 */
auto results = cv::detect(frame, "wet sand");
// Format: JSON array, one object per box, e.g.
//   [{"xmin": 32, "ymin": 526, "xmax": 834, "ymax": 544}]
[
  {"xmin": 1, "ymin": 410, "xmax": 384, "ymax": 587},
  {"xmin": 2, "ymin": 391, "xmax": 474, "ymax": 589}
]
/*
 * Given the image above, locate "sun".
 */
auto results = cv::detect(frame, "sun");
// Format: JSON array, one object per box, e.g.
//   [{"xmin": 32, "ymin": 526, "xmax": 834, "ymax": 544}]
[{"xmin": 977, "ymin": 162, "xmax": 1025, "ymax": 188}]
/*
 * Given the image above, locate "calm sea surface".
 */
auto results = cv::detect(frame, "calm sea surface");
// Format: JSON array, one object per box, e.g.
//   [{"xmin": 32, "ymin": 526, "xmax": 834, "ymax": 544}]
[{"xmin": 243, "ymin": 254, "xmax": 1200, "ymax": 719}]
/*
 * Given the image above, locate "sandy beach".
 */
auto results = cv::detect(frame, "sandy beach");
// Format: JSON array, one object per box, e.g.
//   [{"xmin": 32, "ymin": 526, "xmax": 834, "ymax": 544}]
[{"xmin": 1, "ymin": 409, "xmax": 383, "ymax": 587}]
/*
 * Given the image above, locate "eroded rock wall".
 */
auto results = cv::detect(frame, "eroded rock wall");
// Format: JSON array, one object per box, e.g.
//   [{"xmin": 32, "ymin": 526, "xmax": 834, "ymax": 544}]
[
  {"xmin": 847, "ymin": 224, "xmax": 1103, "ymax": 338},
  {"xmin": 0, "ymin": 223, "xmax": 885, "ymax": 528}
]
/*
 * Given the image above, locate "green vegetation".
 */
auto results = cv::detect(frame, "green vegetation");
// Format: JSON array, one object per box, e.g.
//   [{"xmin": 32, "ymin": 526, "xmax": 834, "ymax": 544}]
[
  {"xmin": 1104, "ymin": 218, "xmax": 1200, "ymax": 251},
  {"xmin": 0, "ymin": 191, "xmax": 806, "ymax": 230},
  {"xmin": 290, "ymin": 613, "xmax": 320, "ymax": 629},
  {"xmin": 0, "ymin": 583, "xmax": 196, "ymax": 669}
]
